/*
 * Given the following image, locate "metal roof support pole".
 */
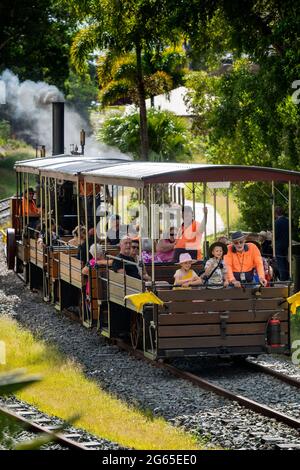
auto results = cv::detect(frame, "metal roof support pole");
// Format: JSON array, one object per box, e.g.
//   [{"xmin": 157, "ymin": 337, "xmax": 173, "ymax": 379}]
[
  {"xmin": 26, "ymin": 173, "xmax": 29, "ymax": 227},
  {"xmin": 213, "ymin": 188, "xmax": 217, "ymax": 240},
  {"xmin": 116, "ymin": 186, "xmax": 119, "ymax": 218},
  {"xmin": 48, "ymin": 178, "xmax": 52, "ymax": 247},
  {"xmin": 40, "ymin": 174, "xmax": 43, "ymax": 239},
  {"xmin": 272, "ymin": 181, "xmax": 275, "ymax": 258},
  {"xmin": 203, "ymin": 183, "xmax": 207, "ymax": 258},
  {"xmin": 139, "ymin": 188, "xmax": 143, "ymax": 260},
  {"xmin": 44, "ymin": 177, "xmax": 48, "ymax": 246},
  {"xmin": 150, "ymin": 185, "xmax": 155, "ymax": 284},
  {"xmin": 54, "ymin": 179, "xmax": 58, "ymax": 237},
  {"xmin": 177, "ymin": 185, "xmax": 181, "ymax": 206},
  {"xmin": 76, "ymin": 180, "xmax": 80, "ymax": 246},
  {"xmin": 84, "ymin": 181, "xmax": 88, "ymax": 263},
  {"xmin": 122, "ymin": 186, "xmax": 125, "ymax": 225},
  {"xmin": 104, "ymin": 185, "xmax": 107, "ymax": 251},
  {"xmin": 21, "ymin": 174, "xmax": 25, "ymax": 233},
  {"xmin": 288, "ymin": 181, "xmax": 292, "ymax": 279},
  {"xmin": 226, "ymin": 187, "xmax": 230, "ymax": 238},
  {"xmin": 93, "ymin": 183, "xmax": 97, "ymax": 249},
  {"xmin": 192, "ymin": 183, "xmax": 195, "ymax": 216}
]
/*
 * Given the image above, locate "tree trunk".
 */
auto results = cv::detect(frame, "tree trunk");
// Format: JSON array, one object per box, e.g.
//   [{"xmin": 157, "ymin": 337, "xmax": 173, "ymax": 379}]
[{"xmin": 135, "ymin": 42, "xmax": 149, "ymax": 160}]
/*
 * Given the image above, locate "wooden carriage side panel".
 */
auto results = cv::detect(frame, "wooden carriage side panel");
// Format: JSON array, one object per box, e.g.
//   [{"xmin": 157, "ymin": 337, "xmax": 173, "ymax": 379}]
[
  {"xmin": 59, "ymin": 252, "xmax": 82, "ymax": 288},
  {"xmin": 107, "ymin": 269, "xmax": 144, "ymax": 311},
  {"xmin": 157, "ymin": 286, "xmax": 289, "ymax": 302},
  {"xmin": 16, "ymin": 240, "xmax": 30, "ymax": 263},
  {"xmin": 156, "ymin": 287, "xmax": 289, "ymax": 353},
  {"xmin": 49, "ymin": 252, "xmax": 60, "ymax": 279}
]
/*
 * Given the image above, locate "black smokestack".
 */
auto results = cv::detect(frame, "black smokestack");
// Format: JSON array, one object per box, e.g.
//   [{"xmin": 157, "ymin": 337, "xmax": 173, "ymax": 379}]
[{"xmin": 52, "ymin": 101, "xmax": 64, "ymax": 155}]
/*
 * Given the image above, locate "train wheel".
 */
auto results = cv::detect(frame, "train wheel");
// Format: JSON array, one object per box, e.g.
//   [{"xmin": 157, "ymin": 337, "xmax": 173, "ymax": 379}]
[
  {"xmin": 130, "ymin": 312, "xmax": 143, "ymax": 350},
  {"xmin": 6, "ymin": 228, "xmax": 16, "ymax": 270}
]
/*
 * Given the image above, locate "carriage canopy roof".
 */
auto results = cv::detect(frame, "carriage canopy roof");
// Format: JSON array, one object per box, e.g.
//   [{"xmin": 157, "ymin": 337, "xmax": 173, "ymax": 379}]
[
  {"xmin": 82, "ymin": 162, "xmax": 300, "ymax": 187},
  {"xmin": 14, "ymin": 155, "xmax": 129, "ymax": 179}
]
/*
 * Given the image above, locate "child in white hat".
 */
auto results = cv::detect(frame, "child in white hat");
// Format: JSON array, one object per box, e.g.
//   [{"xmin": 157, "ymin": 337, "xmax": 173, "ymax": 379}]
[{"xmin": 174, "ymin": 252, "xmax": 202, "ymax": 288}]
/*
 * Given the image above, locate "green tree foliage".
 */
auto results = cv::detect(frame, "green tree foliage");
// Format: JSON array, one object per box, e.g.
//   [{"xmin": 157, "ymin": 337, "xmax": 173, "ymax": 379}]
[
  {"xmin": 98, "ymin": 109, "xmax": 192, "ymax": 162},
  {"xmin": 0, "ymin": 0, "xmax": 77, "ymax": 90},
  {"xmin": 97, "ymin": 47, "xmax": 187, "ymax": 107},
  {"xmin": 64, "ymin": 0, "xmax": 182, "ymax": 159},
  {"xmin": 182, "ymin": 0, "xmax": 300, "ymax": 234},
  {"xmin": 64, "ymin": 70, "xmax": 99, "ymax": 121}
]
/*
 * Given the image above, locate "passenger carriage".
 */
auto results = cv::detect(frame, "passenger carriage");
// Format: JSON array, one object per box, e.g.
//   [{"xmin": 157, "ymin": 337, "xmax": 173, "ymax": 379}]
[
  {"xmin": 6, "ymin": 155, "xmax": 300, "ymax": 359},
  {"xmin": 80, "ymin": 162, "xmax": 299, "ymax": 359}
]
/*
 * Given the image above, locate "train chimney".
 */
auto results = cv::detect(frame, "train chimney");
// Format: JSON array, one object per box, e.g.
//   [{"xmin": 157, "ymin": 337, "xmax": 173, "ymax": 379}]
[{"xmin": 52, "ymin": 101, "xmax": 64, "ymax": 155}]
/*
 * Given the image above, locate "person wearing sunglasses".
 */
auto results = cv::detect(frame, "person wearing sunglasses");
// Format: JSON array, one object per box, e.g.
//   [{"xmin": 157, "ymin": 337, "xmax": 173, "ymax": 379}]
[
  {"xmin": 224, "ymin": 231, "xmax": 267, "ymax": 288},
  {"xmin": 156, "ymin": 227, "xmax": 177, "ymax": 262}
]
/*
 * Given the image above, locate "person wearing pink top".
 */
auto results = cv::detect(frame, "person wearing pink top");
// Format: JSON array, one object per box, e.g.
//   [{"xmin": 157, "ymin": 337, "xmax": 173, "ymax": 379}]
[{"xmin": 156, "ymin": 227, "xmax": 176, "ymax": 262}]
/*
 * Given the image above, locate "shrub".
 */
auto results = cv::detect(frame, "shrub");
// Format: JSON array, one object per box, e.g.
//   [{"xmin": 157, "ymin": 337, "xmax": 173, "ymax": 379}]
[{"xmin": 98, "ymin": 108, "xmax": 193, "ymax": 161}]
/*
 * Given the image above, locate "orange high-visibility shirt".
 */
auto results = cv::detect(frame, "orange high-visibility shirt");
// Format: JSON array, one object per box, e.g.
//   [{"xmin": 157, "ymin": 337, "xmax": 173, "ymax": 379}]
[
  {"xmin": 174, "ymin": 220, "xmax": 203, "ymax": 260},
  {"xmin": 224, "ymin": 243, "xmax": 265, "ymax": 282},
  {"xmin": 22, "ymin": 197, "xmax": 40, "ymax": 216},
  {"xmin": 79, "ymin": 182, "xmax": 101, "ymax": 196}
]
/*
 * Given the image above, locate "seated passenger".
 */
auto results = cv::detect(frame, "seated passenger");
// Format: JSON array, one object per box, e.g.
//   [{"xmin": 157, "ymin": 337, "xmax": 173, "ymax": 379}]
[
  {"xmin": 82, "ymin": 243, "xmax": 106, "ymax": 276},
  {"xmin": 77, "ymin": 228, "xmax": 96, "ymax": 264},
  {"xmin": 173, "ymin": 205, "xmax": 207, "ymax": 262},
  {"xmin": 37, "ymin": 219, "xmax": 59, "ymax": 247},
  {"xmin": 112, "ymin": 236, "xmax": 141, "ymax": 279},
  {"xmin": 174, "ymin": 253, "xmax": 203, "ymax": 287},
  {"xmin": 224, "ymin": 231, "xmax": 267, "ymax": 287},
  {"xmin": 68, "ymin": 225, "xmax": 86, "ymax": 247},
  {"xmin": 22, "ymin": 187, "xmax": 40, "ymax": 229},
  {"xmin": 130, "ymin": 240, "xmax": 151, "ymax": 281},
  {"xmin": 217, "ymin": 235, "xmax": 230, "ymax": 245},
  {"xmin": 107, "ymin": 214, "xmax": 122, "ymax": 245},
  {"xmin": 155, "ymin": 227, "xmax": 176, "ymax": 262},
  {"xmin": 246, "ymin": 240, "xmax": 273, "ymax": 286},
  {"xmin": 141, "ymin": 238, "xmax": 162, "ymax": 263},
  {"xmin": 201, "ymin": 241, "xmax": 228, "ymax": 288},
  {"xmin": 258, "ymin": 230, "xmax": 273, "ymax": 258}
]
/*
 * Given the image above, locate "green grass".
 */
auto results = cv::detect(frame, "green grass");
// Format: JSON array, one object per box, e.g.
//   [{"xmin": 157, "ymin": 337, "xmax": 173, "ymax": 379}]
[
  {"xmin": 0, "ymin": 315, "xmax": 212, "ymax": 450},
  {"xmin": 0, "ymin": 147, "xmax": 35, "ymax": 199},
  {"xmin": 291, "ymin": 315, "xmax": 300, "ymax": 343}
]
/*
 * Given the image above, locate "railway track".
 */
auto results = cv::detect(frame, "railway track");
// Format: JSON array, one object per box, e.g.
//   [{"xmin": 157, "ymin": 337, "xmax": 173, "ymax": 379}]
[
  {"xmin": 0, "ymin": 399, "xmax": 113, "ymax": 450},
  {"xmin": 111, "ymin": 338, "xmax": 300, "ymax": 444},
  {"xmin": 0, "ymin": 198, "xmax": 10, "ymax": 221}
]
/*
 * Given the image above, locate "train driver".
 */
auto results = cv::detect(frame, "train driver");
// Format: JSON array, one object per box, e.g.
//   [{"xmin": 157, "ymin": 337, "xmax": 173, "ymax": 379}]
[{"xmin": 22, "ymin": 187, "xmax": 40, "ymax": 228}]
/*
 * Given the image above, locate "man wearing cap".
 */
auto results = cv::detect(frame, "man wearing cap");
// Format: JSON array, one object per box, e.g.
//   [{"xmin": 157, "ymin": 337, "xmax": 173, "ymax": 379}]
[{"xmin": 224, "ymin": 231, "xmax": 267, "ymax": 287}]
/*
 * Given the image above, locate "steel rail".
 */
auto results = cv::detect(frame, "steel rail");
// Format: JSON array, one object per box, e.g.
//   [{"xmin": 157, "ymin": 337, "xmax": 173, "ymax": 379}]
[
  {"xmin": 0, "ymin": 197, "xmax": 10, "ymax": 220},
  {"xmin": 244, "ymin": 359, "xmax": 300, "ymax": 389},
  {"xmin": 111, "ymin": 338, "xmax": 300, "ymax": 431},
  {"xmin": 0, "ymin": 404, "xmax": 98, "ymax": 450}
]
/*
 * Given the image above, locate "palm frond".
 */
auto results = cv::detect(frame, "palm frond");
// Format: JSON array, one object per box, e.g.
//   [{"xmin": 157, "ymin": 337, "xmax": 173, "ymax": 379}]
[{"xmin": 70, "ymin": 24, "xmax": 100, "ymax": 74}]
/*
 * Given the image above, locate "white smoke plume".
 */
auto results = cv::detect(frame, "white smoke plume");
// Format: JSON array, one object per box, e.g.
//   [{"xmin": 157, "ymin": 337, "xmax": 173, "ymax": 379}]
[{"xmin": 0, "ymin": 69, "xmax": 131, "ymax": 160}]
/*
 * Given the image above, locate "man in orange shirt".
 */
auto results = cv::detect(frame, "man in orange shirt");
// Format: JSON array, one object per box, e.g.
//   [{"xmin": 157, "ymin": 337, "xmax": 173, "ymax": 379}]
[
  {"xmin": 22, "ymin": 187, "xmax": 40, "ymax": 229},
  {"xmin": 224, "ymin": 231, "xmax": 267, "ymax": 287}
]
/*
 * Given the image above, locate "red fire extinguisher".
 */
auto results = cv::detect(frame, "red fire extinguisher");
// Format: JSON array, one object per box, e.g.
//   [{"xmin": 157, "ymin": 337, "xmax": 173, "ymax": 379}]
[{"xmin": 267, "ymin": 318, "xmax": 281, "ymax": 347}]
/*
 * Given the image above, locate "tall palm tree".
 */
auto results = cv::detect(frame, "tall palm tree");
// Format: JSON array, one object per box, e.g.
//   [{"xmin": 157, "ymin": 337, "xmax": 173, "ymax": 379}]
[{"xmin": 67, "ymin": 0, "xmax": 181, "ymax": 160}]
